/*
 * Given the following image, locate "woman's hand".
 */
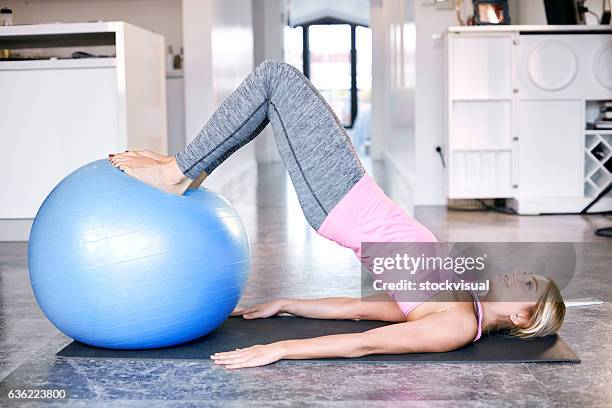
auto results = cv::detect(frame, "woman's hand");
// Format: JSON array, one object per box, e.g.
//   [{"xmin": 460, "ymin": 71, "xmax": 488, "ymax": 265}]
[
  {"xmin": 211, "ymin": 343, "xmax": 285, "ymax": 369},
  {"xmin": 231, "ymin": 299, "xmax": 286, "ymax": 319}
]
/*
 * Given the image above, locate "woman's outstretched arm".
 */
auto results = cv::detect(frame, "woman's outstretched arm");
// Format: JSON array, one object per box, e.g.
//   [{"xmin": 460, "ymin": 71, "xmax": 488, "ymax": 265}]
[
  {"xmin": 212, "ymin": 309, "xmax": 477, "ymax": 369},
  {"xmin": 232, "ymin": 294, "xmax": 406, "ymax": 322}
]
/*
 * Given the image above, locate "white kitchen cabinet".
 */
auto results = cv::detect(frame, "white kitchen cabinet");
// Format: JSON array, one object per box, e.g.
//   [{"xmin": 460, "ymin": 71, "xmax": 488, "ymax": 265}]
[
  {"xmin": 446, "ymin": 32, "xmax": 516, "ymax": 199},
  {"xmin": 518, "ymin": 100, "xmax": 583, "ymax": 199},
  {"xmin": 0, "ymin": 22, "xmax": 167, "ymax": 239},
  {"xmin": 446, "ymin": 25, "xmax": 612, "ymax": 214}
]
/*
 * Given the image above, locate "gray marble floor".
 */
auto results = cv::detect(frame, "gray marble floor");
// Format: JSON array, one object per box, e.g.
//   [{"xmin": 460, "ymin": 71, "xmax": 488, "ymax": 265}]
[{"xmin": 1, "ymin": 162, "xmax": 611, "ymax": 407}]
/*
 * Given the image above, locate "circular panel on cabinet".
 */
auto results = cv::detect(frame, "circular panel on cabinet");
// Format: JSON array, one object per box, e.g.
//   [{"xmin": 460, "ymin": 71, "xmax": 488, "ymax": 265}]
[
  {"xmin": 594, "ymin": 42, "xmax": 612, "ymax": 90},
  {"xmin": 528, "ymin": 40, "xmax": 578, "ymax": 91}
]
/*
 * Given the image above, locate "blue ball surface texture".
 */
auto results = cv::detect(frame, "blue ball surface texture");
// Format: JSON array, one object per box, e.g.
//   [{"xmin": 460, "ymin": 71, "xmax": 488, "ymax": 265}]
[{"xmin": 28, "ymin": 159, "xmax": 250, "ymax": 349}]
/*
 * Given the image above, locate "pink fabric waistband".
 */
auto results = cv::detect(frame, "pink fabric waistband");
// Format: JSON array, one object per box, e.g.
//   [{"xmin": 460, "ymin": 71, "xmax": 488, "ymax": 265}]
[{"xmin": 317, "ymin": 174, "xmax": 437, "ymax": 257}]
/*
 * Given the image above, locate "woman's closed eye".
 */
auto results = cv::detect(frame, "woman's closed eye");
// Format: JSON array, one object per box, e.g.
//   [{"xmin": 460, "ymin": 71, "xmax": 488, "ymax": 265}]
[{"xmin": 525, "ymin": 277, "xmax": 537, "ymax": 291}]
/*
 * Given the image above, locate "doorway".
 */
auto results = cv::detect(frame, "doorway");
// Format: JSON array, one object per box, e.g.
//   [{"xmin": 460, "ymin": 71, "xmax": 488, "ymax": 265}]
[{"xmin": 284, "ymin": 19, "xmax": 372, "ymax": 155}]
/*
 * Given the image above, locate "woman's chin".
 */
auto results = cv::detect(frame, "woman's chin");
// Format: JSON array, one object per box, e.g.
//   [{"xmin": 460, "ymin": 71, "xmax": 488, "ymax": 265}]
[{"xmin": 486, "ymin": 276, "xmax": 505, "ymax": 300}]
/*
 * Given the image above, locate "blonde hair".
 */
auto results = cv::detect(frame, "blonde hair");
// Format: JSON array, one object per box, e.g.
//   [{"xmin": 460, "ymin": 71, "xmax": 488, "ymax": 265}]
[{"xmin": 510, "ymin": 279, "xmax": 565, "ymax": 339}]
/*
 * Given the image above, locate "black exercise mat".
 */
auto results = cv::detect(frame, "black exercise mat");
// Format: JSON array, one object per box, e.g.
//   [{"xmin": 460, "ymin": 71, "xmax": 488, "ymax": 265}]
[{"xmin": 56, "ymin": 316, "xmax": 580, "ymax": 363}]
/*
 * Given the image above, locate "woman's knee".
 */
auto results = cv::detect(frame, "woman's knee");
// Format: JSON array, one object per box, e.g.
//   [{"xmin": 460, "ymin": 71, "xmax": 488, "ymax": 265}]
[
  {"xmin": 256, "ymin": 59, "xmax": 289, "ymax": 73},
  {"xmin": 255, "ymin": 60, "xmax": 303, "ymax": 84}
]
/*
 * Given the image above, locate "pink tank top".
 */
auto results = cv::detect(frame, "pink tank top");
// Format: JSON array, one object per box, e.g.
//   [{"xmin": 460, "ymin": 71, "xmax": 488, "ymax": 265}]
[{"xmin": 317, "ymin": 174, "xmax": 483, "ymax": 342}]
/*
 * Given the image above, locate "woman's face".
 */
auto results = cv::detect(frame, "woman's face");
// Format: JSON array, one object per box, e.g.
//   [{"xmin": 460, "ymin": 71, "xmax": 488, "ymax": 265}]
[{"xmin": 487, "ymin": 271, "xmax": 549, "ymax": 321}]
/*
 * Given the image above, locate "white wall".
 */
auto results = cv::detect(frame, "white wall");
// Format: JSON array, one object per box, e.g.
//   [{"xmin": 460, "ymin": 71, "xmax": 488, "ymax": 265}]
[
  {"xmin": 289, "ymin": 0, "xmax": 370, "ymax": 26},
  {"xmin": 413, "ymin": 2, "xmax": 457, "ymax": 205},
  {"xmin": 371, "ymin": 0, "xmax": 416, "ymax": 177},
  {"xmin": 368, "ymin": 0, "xmax": 420, "ymax": 211},
  {"xmin": 370, "ymin": 0, "xmax": 389, "ymax": 161},
  {"xmin": 252, "ymin": 0, "xmax": 284, "ymax": 163},
  {"xmin": 182, "ymin": 0, "xmax": 256, "ymax": 192},
  {"xmin": 371, "ymin": 0, "xmax": 462, "ymax": 206}
]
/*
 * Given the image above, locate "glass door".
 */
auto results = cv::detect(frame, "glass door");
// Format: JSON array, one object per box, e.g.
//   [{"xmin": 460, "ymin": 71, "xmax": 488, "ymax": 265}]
[{"xmin": 308, "ymin": 24, "xmax": 352, "ymax": 127}]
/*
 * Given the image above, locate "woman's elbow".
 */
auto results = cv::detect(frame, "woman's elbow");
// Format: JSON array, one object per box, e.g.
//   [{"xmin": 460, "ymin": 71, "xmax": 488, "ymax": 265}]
[
  {"xmin": 339, "ymin": 298, "xmax": 368, "ymax": 320},
  {"xmin": 356, "ymin": 333, "xmax": 410, "ymax": 356},
  {"xmin": 359, "ymin": 333, "xmax": 468, "ymax": 355},
  {"xmin": 423, "ymin": 335, "xmax": 472, "ymax": 353},
  {"xmin": 341, "ymin": 333, "xmax": 381, "ymax": 357}
]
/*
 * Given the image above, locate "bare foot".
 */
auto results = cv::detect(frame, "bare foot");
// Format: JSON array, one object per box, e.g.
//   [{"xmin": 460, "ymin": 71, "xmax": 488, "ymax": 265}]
[{"xmin": 108, "ymin": 150, "xmax": 206, "ymax": 195}]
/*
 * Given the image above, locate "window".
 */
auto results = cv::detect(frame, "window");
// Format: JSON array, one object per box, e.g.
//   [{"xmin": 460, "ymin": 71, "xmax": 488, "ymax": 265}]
[
  {"xmin": 309, "ymin": 24, "xmax": 352, "ymax": 127},
  {"xmin": 284, "ymin": 20, "xmax": 372, "ymax": 129},
  {"xmin": 356, "ymin": 25, "xmax": 372, "ymax": 122}
]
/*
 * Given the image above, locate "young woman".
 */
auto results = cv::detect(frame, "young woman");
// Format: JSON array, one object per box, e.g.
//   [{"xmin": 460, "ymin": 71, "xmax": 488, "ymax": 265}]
[{"xmin": 109, "ymin": 61, "xmax": 565, "ymax": 369}]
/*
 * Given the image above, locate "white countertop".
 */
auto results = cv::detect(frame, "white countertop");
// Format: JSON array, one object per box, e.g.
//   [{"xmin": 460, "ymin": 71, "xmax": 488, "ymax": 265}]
[
  {"xmin": 0, "ymin": 21, "xmax": 136, "ymax": 36},
  {"xmin": 449, "ymin": 24, "xmax": 612, "ymax": 33},
  {"xmin": 0, "ymin": 58, "xmax": 116, "ymax": 70}
]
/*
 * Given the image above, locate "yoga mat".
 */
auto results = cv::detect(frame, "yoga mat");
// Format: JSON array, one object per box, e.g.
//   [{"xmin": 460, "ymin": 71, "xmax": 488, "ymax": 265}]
[{"xmin": 56, "ymin": 316, "xmax": 580, "ymax": 363}]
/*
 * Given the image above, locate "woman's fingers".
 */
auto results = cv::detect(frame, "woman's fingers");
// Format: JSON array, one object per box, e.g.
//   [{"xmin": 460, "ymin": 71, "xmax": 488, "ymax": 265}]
[
  {"xmin": 211, "ymin": 347, "xmax": 246, "ymax": 357},
  {"xmin": 214, "ymin": 354, "xmax": 258, "ymax": 369},
  {"xmin": 228, "ymin": 302, "xmax": 279, "ymax": 320},
  {"xmin": 210, "ymin": 344, "xmax": 281, "ymax": 369},
  {"xmin": 212, "ymin": 354, "xmax": 245, "ymax": 363},
  {"xmin": 229, "ymin": 308, "xmax": 260, "ymax": 319},
  {"xmin": 241, "ymin": 307, "xmax": 262, "ymax": 319},
  {"xmin": 211, "ymin": 349, "xmax": 243, "ymax": 358},
  {"xmin": 211, "ymin": 351, "xmax": 250, "ymax": 364},
  {"xmin": 230, "ymin": 308, "xmax": 246, "ymax": 316},
  {"xmin": 211, "ymin": 347, "xmax": 254, "ymax": 360}
]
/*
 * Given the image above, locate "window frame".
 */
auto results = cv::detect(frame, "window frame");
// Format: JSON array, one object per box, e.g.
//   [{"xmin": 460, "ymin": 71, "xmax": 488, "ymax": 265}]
[{"xmin": 292, "ymin": 17, "xmax": 369, "ymax": 129}]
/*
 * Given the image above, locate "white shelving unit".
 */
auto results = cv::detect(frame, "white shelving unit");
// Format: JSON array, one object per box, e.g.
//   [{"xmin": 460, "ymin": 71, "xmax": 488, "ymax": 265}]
[
  {"xmin": 0, "ymin": 22, "xmax": 167, "ymax": 240},
  {"xmin": 445, "ymin": 25, "xmax": 612, "ymax": 214},
  {"xmin": 585, "ymin": 131, "xmax": 612, "ymax": 198},
  {"xmin": 446, "ymin": 31, "xmax": 517, "ymax": 199}
]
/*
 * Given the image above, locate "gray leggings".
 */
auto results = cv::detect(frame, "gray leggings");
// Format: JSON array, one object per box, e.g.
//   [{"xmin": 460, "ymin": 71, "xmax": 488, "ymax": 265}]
[{"xmin": 175, "ymin": 60, "xmax": 365, "ymax": 230}]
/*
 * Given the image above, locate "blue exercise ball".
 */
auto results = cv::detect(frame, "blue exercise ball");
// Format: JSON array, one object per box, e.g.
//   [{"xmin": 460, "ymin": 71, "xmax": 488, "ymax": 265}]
[{"xmin": 28, "ymin": 159, "xmax": 250, "ymax": 349}]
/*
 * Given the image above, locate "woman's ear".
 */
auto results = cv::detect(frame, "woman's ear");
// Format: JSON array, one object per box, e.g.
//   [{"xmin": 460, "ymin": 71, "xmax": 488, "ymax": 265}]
[{"xmin": 509, "ymin": 312, "xmax": 530, "ymax": 327}]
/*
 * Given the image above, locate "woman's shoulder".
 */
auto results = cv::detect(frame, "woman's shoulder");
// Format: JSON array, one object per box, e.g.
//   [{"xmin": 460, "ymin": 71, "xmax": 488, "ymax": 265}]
[
  {"xmin": 446, "ymin": 293, "xmax": 481, "ymax": 342},
  {"xmin": 421, "ymin": 291, "xmax": 481, "ymax": 341}
]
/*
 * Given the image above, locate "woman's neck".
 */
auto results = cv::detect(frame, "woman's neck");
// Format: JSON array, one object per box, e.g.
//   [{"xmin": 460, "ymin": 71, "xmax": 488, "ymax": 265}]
[{"xmin": 479, "ymin": 293, "xmax": 512, "ymax": 333}]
